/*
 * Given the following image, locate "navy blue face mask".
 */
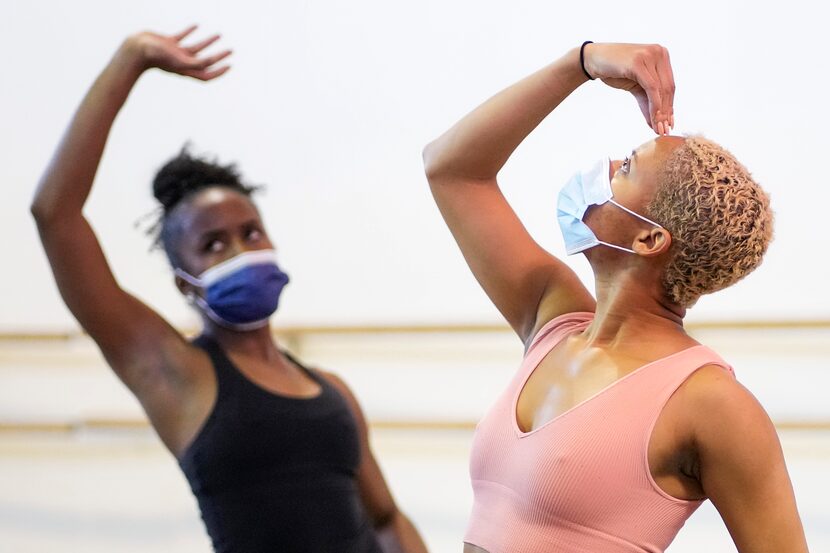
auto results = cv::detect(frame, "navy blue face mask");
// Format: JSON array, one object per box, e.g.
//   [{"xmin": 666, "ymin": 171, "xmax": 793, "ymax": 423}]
[{"xmin": 176, "ymin": 249, "xmax": 290, "ymax": 331}]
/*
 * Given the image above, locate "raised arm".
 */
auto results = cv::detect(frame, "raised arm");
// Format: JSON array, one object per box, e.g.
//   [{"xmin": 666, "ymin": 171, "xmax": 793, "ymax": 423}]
[
  {"xmin": 30, "ymin": 28, "xmax": 230, "ymax": 406},
  {"xmin": 422, "ymin": 43, "xmax": 674, "ymax": 344}
]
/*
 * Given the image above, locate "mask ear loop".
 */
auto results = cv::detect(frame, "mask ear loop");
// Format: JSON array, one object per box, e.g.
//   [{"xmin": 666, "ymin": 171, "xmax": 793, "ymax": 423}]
[
  {"xmin": 607, "ymin": 199, "xmax": 663, "ymax": 229},
  {"xmin": 175, "ymin": 268, "xmax": 203, "ymax": 287},
  {"xmin": 595, "ymin": 241, "xmax": 636, "ymax": 254},
  {"xmin": 177, "ymin": 269, "xmax": 205, "ymax": 315},
  {"xmin": 602, "ymin": 200, "xmax": 664, "ymax": 254}
]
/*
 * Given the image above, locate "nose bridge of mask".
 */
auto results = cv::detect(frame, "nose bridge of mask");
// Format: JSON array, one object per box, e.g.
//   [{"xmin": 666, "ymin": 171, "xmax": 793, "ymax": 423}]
[
  {"xmin": 174, "ymin": 249, "xmax": 279, "ymax": 288},
  {"xmin": 582, "ymin": 157, "xmax": 614, "ymax": 206}
]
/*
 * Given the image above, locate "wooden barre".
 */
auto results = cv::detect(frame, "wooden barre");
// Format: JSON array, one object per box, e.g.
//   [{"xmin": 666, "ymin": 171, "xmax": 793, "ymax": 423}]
[
  {"xmin": 1, "ymin": 319, "xmax": 829, "ymax": 342},
  {"xmin": 0, "ymin": 419, "xmax": 828, "ymax": 432}
]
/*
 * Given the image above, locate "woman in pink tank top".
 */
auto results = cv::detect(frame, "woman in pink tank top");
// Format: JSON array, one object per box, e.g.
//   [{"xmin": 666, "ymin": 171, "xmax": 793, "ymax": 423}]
[{"xmin": 423, "ymin": 42, "xmax": 809, "ymax": 552}]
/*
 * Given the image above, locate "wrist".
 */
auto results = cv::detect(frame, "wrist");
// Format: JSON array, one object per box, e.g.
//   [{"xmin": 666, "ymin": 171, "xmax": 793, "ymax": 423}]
[
  {"xmin": 557, "ymin": 47, "xmax": 592, "ymax": 87},
  {"xmin": 114, "ymin": 35, "xmax": 149, "ymax": 77}
]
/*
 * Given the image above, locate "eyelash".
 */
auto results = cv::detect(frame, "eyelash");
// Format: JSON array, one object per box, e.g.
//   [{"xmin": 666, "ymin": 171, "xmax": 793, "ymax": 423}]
[
  {"xmin": 202, "ymin": 227, "xmax": 263, "ymax": 253},
  {"xmin": 621, "ymin": 156, "xmax": 631, "ymax": 173},
  {"xmin": 204, "ymin": 239, "xmax": 224, "ymax": 253}
]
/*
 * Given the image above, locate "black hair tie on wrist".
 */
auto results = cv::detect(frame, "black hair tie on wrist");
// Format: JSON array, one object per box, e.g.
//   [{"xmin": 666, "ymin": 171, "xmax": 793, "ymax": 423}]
[{"xmin": 580, "ymin": 41, "xmax": 595, "ymax": 80}]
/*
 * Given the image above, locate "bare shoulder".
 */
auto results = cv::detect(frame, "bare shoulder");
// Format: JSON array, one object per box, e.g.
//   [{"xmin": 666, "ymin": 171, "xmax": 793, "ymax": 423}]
[
  {"xmin": 678, "ymin": 364, "xmax": 767, "ymax": 423},
  {"xmin": 675, "ymin": 363, "xmax": 780, "ymax": 460},
  {"xmin": 674, "ymin": 368, "xmax": 808, "ymax": 551},
  {"xmin": 675, "ymin": 364, "xmax": 767, "ymax": 426}
]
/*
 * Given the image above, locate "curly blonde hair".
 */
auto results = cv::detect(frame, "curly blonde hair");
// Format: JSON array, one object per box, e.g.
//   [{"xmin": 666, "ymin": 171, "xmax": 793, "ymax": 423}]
[{"xmin": 647, "ymin": 136, "xmax": 773, "ymax": 307}]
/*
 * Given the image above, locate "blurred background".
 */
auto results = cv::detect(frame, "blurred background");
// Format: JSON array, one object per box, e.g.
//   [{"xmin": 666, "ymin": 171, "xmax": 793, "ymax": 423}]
[{"xmin": 1, "ymin": 0, "xmax": 828, "ymax": 551}]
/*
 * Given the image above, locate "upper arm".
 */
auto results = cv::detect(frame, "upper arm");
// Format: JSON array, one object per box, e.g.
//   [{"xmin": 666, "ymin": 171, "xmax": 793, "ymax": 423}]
[
  {"xmin": 320, "ymin": 371, "xmax": 399, "ymax": 526},
  {"xmin": 688, "ymin": 368, "xmax": 809, "ymax": 553},
  {"xmin": 424, "ymin": 171, "xmax": 595, "ymax": 342},
  {"xmin": 35, "ymin": 213, "xmax": 198, "ymax": 397}
]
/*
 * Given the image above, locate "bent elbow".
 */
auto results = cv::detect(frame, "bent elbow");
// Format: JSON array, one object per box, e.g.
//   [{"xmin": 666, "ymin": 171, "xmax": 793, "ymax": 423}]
[
  {"xmin": 422, "ymin": 139, "xmax": 447, "ymax": 184},
  {"xmin": 30, "ymin": 197, "xmax": 50, "ymax": 224},
  {"xmin": 30, "ymin": 195, "xmax": 68, "ymax": 229}
]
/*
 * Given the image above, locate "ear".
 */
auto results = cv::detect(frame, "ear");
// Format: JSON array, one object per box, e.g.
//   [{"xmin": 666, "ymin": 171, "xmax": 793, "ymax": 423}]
[
  {"xmin": 632, "ymin": 227, "xmax": 672, "ymax": 257},
  {"xmin": 175, "ymin": 274, "xmax": 195, "ymax": 297}
]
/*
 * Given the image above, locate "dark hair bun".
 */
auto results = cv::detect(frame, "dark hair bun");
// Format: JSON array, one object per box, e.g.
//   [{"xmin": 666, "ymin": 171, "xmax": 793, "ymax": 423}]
[{"xmin": 152, "ymin": 144, "xmax": 255, "ymax": 213}]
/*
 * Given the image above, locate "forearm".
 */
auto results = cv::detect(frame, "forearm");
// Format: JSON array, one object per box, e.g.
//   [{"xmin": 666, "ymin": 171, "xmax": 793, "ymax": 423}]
[
  {"xmin": 31, "ymin": 39, "xmax": 145, "ymax": 222},
  {"xmin": 423, "ymin": 46, "xmax": 587, "ymax": 181},
  {"xmin": 375, "ymin": 510, "xmax": 428, "ymax": 553}
]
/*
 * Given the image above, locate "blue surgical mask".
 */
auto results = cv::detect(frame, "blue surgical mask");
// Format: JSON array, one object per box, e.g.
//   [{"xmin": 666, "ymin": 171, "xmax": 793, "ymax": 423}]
[
  {"xmin": 557, "ymin": 157, "xmax": 663, "ymax": 255},
  {"xmin": 176, "ymin": 249, "xmax": 290, "ymax": 331}
]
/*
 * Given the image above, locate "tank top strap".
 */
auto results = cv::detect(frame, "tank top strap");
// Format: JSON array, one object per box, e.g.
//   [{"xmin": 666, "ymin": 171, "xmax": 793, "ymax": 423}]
[
  {"xmin": 191, "ymin": 335, "xmax": 246, "ymax": 395},
  {"xmin": 654, "ymin": 344, "xmax": 734, "ymax": 389},
  {"xmin": 634, "ymin": 344, "xmax": 736, "ymax": 426},
  {"xmin": 281, "ymin": 349, "xmax": 321, "ymax": 382},
  {"xmin": 518, "ymin": 312, "xmax": 595, "ymax": 383},
  {"xmin": 526, "ymin": 312, "xmax": 595, "ymax": 355}
]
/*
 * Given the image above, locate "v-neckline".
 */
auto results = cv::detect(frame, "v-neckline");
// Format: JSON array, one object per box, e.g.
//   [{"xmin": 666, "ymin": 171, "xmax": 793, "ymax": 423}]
[{"xmin": 512, "ymin": 339, "xmax": 704, "ymax": 438}]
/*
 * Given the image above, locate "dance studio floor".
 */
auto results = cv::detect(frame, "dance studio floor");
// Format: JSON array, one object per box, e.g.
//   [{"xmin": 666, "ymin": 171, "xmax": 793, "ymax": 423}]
[{"xmin": 0, "ymin": 426, "xmax": 827, "ymax": 552}]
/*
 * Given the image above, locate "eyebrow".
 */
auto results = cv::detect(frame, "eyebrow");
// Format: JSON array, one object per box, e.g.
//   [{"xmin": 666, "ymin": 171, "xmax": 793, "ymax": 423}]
[
  {"xmin": 198, "ymin": 228, "xmax": 227, "ymax": 242},
  {"xmin": 239, "ymin": 218, "xmax": 263, "ymax": 228}
]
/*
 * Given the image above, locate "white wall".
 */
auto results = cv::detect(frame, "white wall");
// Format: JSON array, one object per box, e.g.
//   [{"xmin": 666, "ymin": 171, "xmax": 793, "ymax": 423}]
[{"xmin": 3, "ymin": 0, "xmax": 829, "ymax": 332}]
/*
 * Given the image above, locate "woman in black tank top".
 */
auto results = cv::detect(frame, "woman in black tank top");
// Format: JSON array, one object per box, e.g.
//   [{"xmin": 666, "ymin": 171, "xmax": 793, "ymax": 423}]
[{"xmin": 31, "ymin": 26, "xmax": 427, "ymax": 553}]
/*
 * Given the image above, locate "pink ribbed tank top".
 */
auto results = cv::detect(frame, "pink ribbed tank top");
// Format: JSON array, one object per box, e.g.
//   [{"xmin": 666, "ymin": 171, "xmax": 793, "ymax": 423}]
[{"xmin": 465, "ymin": 312, "xmax": 734, "ymax": 553}]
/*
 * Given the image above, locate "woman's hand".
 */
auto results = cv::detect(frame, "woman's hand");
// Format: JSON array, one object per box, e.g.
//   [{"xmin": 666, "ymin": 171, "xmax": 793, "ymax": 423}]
[
  {"xmin": 583, "ymin": 43, "xmax": 675, "ymax": 135},
  {"xmin": 124, "ymin": 25, "xmax": 232, "ymax": 81}
]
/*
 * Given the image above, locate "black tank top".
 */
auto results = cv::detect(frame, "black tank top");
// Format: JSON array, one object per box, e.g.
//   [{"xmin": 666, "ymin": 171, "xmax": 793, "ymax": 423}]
[{"xmin": 178, "ymin": 335, "xmax": 383, "ymax": 553}]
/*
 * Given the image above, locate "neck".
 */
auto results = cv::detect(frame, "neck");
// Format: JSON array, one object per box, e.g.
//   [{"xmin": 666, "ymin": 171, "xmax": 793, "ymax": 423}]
[
  {"xmin": 586, "ymin": 268, "xmax": 687, "ymax": 349},
  {"xmin": 203, "ymin": 321, "xmax": 282, "ymax": 361}
]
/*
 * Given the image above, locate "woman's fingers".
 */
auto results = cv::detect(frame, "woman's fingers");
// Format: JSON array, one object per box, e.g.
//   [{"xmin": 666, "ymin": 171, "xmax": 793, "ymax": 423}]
[
  {"xmin": 186, "ymin": 34, "xmax": 221, "ymax": 55},
  {"xmin": 642, "ymin": 45, "xmax": 674, "ymax": 134},
  {"xmin": 184, "ymin": 65, "xmax": 232, "ymax": 81},
  {"xmin": 633, "ymin": 54, "xmax": 664, "ymax": 131},
  {"xmin": 190, "ymin": 49, "xmax": 233, "ymax": 70},
  {"xmin": 629, "ymin": 85, "xmax": 653, "ymax": 129},
  {"xmin": 172, "ymin": 25, "xmax": 198, "ymax": 42},
  {"xmin": 177, "ymin": 49, "xmax": 232, "ymax": 80},
  {"xmin": 656, "ymin": 47, "xmax": 676, "ymax": 130}
]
